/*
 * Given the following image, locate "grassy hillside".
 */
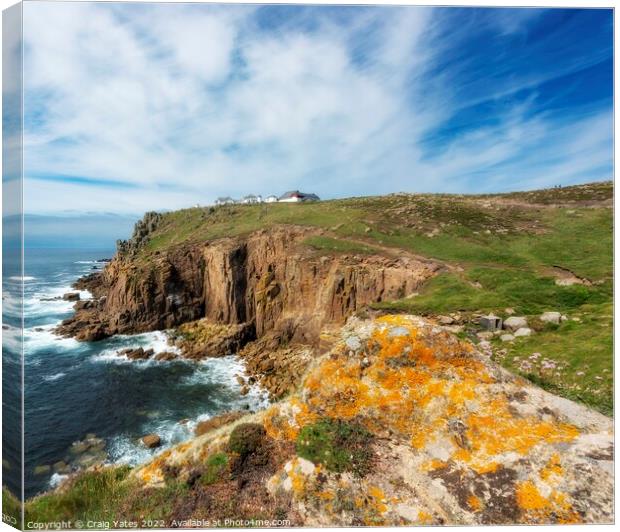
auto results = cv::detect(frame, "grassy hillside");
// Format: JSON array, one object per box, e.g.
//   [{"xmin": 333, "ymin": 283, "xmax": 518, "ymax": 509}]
[{"xmin": 138, "ymin": 181, "xmax": 612, "ymax": 414}]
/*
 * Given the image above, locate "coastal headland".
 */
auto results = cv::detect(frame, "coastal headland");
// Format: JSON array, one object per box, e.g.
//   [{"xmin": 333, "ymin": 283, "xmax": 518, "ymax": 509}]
[{"xmin": 19, "ymin": 181, "xmax": 613, "ymax": 526}]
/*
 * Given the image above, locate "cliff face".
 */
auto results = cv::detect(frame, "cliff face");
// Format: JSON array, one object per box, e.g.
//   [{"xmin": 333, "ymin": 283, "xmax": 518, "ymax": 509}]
[{"xmin": 58, "ymin": 226, "xmax": 439, "ymax": 344}]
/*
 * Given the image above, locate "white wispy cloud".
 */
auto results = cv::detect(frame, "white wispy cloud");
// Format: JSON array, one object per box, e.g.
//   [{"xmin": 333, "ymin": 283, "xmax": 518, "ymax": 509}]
[{"xmin": 22, "ymin": 3, "xmax": 612, "ymax": 214}]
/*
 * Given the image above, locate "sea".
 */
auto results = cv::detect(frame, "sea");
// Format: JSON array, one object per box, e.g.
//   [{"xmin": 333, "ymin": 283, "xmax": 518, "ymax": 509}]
[{"xmin": 3, "ymin": 247, "xmax": 268, "ymax": 498}]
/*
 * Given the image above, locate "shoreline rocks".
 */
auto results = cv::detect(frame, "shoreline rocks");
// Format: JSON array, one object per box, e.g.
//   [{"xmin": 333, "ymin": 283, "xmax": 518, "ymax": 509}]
[
  {"xmin": 239, "ymin": 332, "xmax": 314, "ymax": 399},
  {"xmin": 194, "ymin": 411, "xmax": 245, "ymax": 437},
  {"xmin": 169, "ymin": 320, "xmax": 255, "ymax": 360},
  {"xmin": 141, "ymin": 434, "xmax": 161, "ymax": 449}
]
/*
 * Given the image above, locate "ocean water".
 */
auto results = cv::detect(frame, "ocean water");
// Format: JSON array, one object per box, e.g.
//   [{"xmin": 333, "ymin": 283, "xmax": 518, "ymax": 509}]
[{"xmin": 10, "ymin": 248, "xmax": 268, "ymax": 498}]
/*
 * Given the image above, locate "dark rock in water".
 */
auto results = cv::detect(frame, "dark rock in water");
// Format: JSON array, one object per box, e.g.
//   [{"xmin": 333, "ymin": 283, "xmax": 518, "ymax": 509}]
[
  {"xmin": 154, "ymin": 351, "xmax": 178, "ymax": 362},
  {"xmin": 74, "ymin": 451, "xmax": 106, "ymax": 468},
  {"xmin": 118, "ymin": 347, "xmax": 154, "ymax": 360},
  {"xmin": 34, "ymin": 327, "xmax": 44, "ymax": 332},
  {"xmin": 63, "ymin": 292, "xmax": 81, "ymax": 301},
  {"xmin": 75, "ymin": 324, "xmax": 107, "ymax": 342},
  {"xmin": 69, "ymin": 435, "xmax": 106, "ymax": 456},
  {"xmin": 40, "ymin": 296, "xmax": 62, "ymax": 302},
  {"xmin": 33, "ymin": 464, "xmax": 51, "ymax": 476},
  {"xmin": 2, "ymin": 325, "xmax": 9, "ymax": 330},
  {"xmin": 141, "ymin": 433, "xmax": 161, "ymax": 448},
  {"xmin": 96, "ymin": 258, "xmax": 111, "ymax": 263},
  {"xmin": 53, "ymin": 461, "xmax": 71, "ymax": 475}
]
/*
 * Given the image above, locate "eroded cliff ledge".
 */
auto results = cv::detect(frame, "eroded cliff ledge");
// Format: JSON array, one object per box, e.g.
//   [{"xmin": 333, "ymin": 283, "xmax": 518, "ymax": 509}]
[{"xmin": 57, "ymin": 225, "xmax": 440, "ymax": 347}]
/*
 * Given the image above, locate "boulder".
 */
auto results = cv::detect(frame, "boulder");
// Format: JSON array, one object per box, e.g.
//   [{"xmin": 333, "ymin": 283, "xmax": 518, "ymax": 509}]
[
  {"xmin": 74, "ymin": 325, "xmax": 107, "ymax": 342},
  {"xmin": 136, "ymin": 314, "xmax": 614, "ymax": 525},
  {"xmin": 438, "ymin": 315, "xmax": 454, "ymax": 325},
  {"xmin": 153, "ymin": 351, "xmax": 178, "ymax": 361},
  {"xmin": 141, "ymin": 434, "xmax": 161, "ymax": 448},
  {"xmin": 34, "ymin": 464, "xmax": 51, "ymax": 475},
  {"xmin": 62, "ymin": 292, "xmax": 81, "ymax": 301},
  {"xmin": 504, "ymin": 316, "xmax": 528, "ymax": 331},
  {"xmin": 540, "ymin": 311, "xmax": 562, "ymax": 325},
  {"xmin": 500, "ymin": 334, "xmax": 515, "ymax": 342},
  {"xmin": 119, "ymin": 347, "xmax": 154, "ymax": 360},
  {"xmin": 53, "ymin": 461, "xmax": 71, "ymax": 474},
  {"xmin": 514, "ymin": 327, "xmax": 533, "ymax": 337},
  {"xmin": 194, "ymin": 411, "xmax": 244, "ymax": 437}
]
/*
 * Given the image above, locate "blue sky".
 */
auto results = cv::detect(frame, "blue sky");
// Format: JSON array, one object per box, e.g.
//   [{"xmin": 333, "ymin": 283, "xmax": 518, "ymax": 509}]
[{"xmin": 21, "ymin": 2, "xmax": 613, "ymax": 215}]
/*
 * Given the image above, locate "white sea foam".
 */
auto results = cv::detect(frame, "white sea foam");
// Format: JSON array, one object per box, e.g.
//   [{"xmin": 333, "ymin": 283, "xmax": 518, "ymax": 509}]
[
  {"xmin": 107, "ymin": 419, "xmax": 194, "ymax": 466},
  {"xmin": 43, "ymin": 372, "xmax": 66, "ymax": 382},
  {"xmin": 49, "ymin": 473, "xmax": 69, "ymax": 489},
  {"xmin": 2, "ymin": 325, "xmax": 22, "ymax": 354},
  {"xmin": 2, "ymin": 292, "xmax": 22, "ymax": 316},
  {"xmin": 23, "ymin": 286, "xmax": 92, "ymax": 319},
  {"xmin": 9, "ymin": 275, "xmax": 36, "ymax": 281},
  {"xmin": 104, "ymin": 353, "xmax": 269, "ymax": 467},
  {"xmin": 24, "ymin": 325, "xmax": 84, "ymax": 354},
  {"xmin": 91, "ymin": 331, "xmax": 180, "ymax": 366},
  {"xmin": 182, "ymin": 356, "xmax": 269, "ymax": 410}
]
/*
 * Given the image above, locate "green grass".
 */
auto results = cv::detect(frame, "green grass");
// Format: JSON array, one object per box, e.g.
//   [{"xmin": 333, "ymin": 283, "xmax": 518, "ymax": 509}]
[
  {"xmin": 23, "ymin": 466, "xmax": 193, "ymax": 527},
  {"xmin": 200, "ymin": 452, "xmax": 229, "ymax": 486},
  {"xmin": 2, "ymin": 486, "xmax": 21, "ymax": 528},
  {"xmin": 303, "ymin": 236, "xmax": 380, "ymax": 255},
  {"xmin": 296, "ymin": 418, "xmax": 374, "ymax": 476},
  {"xmin": 491, "ymin": 302, "xmax": 613, "ymax": 416},
  {"xmin": 25, "ymin": 466, "xmax": 132, "ymax": 525}
]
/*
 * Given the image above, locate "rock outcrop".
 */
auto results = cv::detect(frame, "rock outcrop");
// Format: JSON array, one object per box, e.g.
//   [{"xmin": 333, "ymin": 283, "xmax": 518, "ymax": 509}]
[
  {"xmin": 169, "ymin": 320, "xmax": 255, "ymax": 359},
  {"xmin": 133, "ymin": 315, "xmax": 613, "ymax": 526},
  {"xmin": 57, "ymin": 226, "xmax": 439, "ymax": 347}
]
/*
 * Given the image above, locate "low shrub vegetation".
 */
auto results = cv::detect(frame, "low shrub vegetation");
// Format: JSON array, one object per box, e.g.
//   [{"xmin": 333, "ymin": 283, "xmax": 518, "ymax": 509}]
[{"xmin": 296, "ymin": 418, "xmax": 374, "ymax": 476}]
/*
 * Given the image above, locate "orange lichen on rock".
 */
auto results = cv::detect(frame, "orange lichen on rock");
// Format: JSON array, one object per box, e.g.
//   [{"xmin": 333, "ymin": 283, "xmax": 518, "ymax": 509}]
[
  {"xmin": 468, "ymin": 495, "xmax": 482, "ymax": 512},
  {"xmin": 264, "ymin": 314, "xmax": 581, "ymax": 488},
  {"xmin": 516, "ymin": 481, "xmax": 581, "ymax": 524},
  {"xmin": 540, "ymin": 453, "xmax": 563, "ymax": 483}
]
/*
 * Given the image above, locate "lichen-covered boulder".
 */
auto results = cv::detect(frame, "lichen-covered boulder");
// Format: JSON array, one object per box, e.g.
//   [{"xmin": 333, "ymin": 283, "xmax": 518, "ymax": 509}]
[
  {"xmin": 133, "ymin": 314, "xmax": 613, "ymax": 526},
  {"xmin": 262, "ymin": 315, "xmax": 613, "ymax": 526}
]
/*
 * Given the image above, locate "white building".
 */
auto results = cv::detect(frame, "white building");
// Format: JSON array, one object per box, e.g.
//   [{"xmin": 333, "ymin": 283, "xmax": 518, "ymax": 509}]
[
  {"xmin": 278, "ymin": 190, "xmax": 320, "ymax": 203},
  {"xmin": 241, "ymin": 194, "xmax": 262, "ymax": 204},
  {"xmin": 264, "ymin": 195, "xmax": 279, "ymax": 203},
  {"xmin": 215, "ymin": 196, "xmax": 235, "ymax": 206}
]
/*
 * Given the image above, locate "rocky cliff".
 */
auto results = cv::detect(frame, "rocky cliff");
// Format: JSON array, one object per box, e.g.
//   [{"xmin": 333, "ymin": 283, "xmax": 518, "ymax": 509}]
[{"xmin": 57, "ymin": 225, "xmax": 439, "ymax": 346}]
